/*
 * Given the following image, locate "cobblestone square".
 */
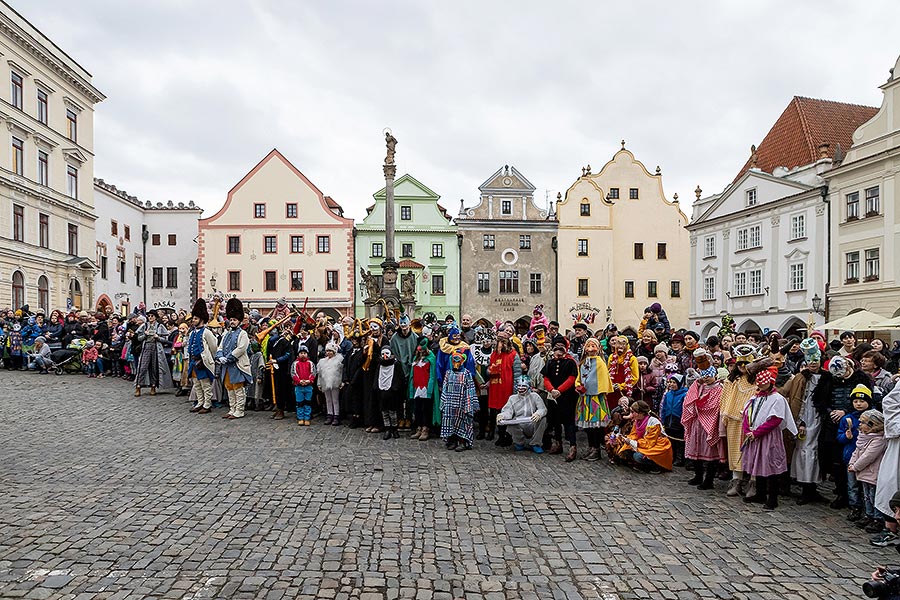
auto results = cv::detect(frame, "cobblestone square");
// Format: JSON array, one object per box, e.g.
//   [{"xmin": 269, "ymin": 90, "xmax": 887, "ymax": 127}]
[{"xmin": 0, "ymin": 372, "xmax": 891, "ymax": 599}]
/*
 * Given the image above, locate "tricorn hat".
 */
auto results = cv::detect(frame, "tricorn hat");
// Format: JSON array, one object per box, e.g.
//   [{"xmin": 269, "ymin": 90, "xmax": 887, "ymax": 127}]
[
  {"xmin": 191, "ymin": 298, "xmax": 210, "ymax": 323},
  {"xmin": 225, "ymin": 297, "xmax": 244, "ymax": 321}
]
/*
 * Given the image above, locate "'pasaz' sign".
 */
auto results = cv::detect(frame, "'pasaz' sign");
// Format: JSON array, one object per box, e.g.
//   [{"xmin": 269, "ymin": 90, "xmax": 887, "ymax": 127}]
[{"xmin": 153, "ymin": 301, "xmax": 176, "ymax": 309}]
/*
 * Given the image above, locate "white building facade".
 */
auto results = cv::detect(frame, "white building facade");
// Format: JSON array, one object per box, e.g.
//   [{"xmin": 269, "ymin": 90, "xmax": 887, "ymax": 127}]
[
  {"xmin": 688, "ymin": 168, "xmax": 828, "ymax": 338},
  {"xmin": 93, "ymin": 179, "xmax": 202, "ymax": 315},
  {"xmin": 0, "ymin": 5, "xmax": 105, "ymax": 312}
]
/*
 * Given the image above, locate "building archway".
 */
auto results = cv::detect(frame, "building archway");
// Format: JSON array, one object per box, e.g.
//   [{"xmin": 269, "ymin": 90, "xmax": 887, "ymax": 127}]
[
  {"xmin": 37, "ymin": 275, "xmax": 49, "ymax": 312},
  {"xmin": 620, "ymin": 326, "xmax": 638, "ymax": 340},
  {"xmin": 96, "ymin": 294, "xmax": 113, "ymax": 314},
  {"xmin": 701, "ymin": 321, "xmax": 718, "ymax": 340},
  {"xmin": 738, "ymin": 318, "xmax": 762, "ymax": 334},
  {"xmin": 778, "ymin": 316, "xmax": 807, "ymax": 337},
  {"xmin": 514, "ymin": 316, "xmax": 531, "ymax": 336},
  {"xmin": 11, "ymin": 270, "xmax": 25, "ymax": 309}
]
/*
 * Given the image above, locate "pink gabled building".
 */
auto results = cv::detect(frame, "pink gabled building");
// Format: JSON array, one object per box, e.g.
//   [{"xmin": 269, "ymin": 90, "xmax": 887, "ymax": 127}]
[{"xmin": 198, "ymin": 149, "xmax": 355, "ymax": 318}]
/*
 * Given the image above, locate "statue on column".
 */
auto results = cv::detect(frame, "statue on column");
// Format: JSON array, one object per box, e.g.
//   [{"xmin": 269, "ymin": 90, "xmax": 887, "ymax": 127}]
[
  {"xmin": 401, "ymin": 271, "xmax": 416, "ymax": 300},
  {"xmin": 384, "ymin": 131, "xmax": 398, "ymax": 165},
  {"xmin": 360, "ymin": 267, "xmax": 380, "ymax": 300}
]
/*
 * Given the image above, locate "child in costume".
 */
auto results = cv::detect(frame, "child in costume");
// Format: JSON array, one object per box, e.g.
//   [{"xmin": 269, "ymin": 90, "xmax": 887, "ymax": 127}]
[
  {"xmin": 615, "ymin": 399, "xmax": 674, "ymax": 472},
  {"xmin": 660, "ymin": 372, "xmax": 687, "ymax": 467},
  {"xmin": 839, "ymin": 384, "xmax": 874, "ymax": 521},
  {"xmin": 575, "ymin": 337, "xmax": 614, "ymax": 461},
  {"xmin": 849, "ymin": 409, "xmax": 887, "ymax": 532},
  {"xmin": 682, "ymin": 364, "xmax": 724, "ymax": 490},
  {"xmin": 375, "ymin": 346, "xmax": 405, "ymax": 440},
  {"xmin": 741, "ymin": 366, "xmax": 798, "ymax": 510},
  {"xmin": 409, "ymin": 337, "xmax": 439, "ymax": 441},
  {"xmin": 317, "ymin": 342, "xmax": 344, "ymax": 426},
  {"xmin": 291, "ymin": 345, "xmax": 317, "ymax": 426},
  {"xmin": 441, "ymin": 349, "xmax": 479, "ymax": 452}
]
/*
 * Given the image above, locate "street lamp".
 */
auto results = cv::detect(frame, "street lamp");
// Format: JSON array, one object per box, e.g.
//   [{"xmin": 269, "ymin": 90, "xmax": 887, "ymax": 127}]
[
  {"xmin": 209, "ymin": 275, "xmax": 217, "ymax": 294},
  {"xmin": 811, "ymin": 293, "xmax": 824, "ymax": 315},
  {"xmin": 605, "ymin": 306, "xmax": 612, "ymax": 323}
]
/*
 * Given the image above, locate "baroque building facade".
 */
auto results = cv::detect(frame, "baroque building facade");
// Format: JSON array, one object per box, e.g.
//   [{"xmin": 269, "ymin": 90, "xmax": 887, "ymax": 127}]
[
  {"xmin": 0, "ymin": 4, "xmax": 104, "ymax": 311},
  {"xmin": 198, "ymin": 149, "xmax": 354, "ymax": 318},
  {"xmin": 354, "ymin": 174, "xmax": 458, "ymax": 318},
  {"xmin": 456, "ymin": 165, "xmax": 557, "ymax": 330},
  {"xmin": 557, "ymin": 145, "xmax": 689, "ymax": 333},
  {"xmin": 825, "ymin": 55, "xmax": 900, "ymax": 323}
]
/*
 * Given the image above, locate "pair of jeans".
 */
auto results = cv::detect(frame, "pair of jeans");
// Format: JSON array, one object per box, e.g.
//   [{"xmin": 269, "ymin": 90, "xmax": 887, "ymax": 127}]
[
  {"xmin": 295, "ymin": 385, "xmax": 313, "ymax": 420},
  {"xmin": 848, "ymin": 469, "xmax": 862, "ymax": 508}
]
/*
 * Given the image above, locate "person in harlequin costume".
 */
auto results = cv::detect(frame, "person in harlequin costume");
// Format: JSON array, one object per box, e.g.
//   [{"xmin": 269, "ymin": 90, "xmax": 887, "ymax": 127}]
[
  {"xmin": 606, "ymin": 335, "xmax": 638, "ymax": 410},
  {"xmin": 215, "ymin": 298, "xmax": 253, "ymax": 420},
  {"xmin": 575, "ymin": 337, "xmax": 614, "ymax": 461},
  {"xmin": 187, "ymin": 299, "xmax": 218, "ymax": 414},
  {"xmin": 440, "ymin": 349, "xmax": 479, "ymax": 452},
  {"xmin": 488, "ymin": 335, "xmax": 522, "ymax": 447}
]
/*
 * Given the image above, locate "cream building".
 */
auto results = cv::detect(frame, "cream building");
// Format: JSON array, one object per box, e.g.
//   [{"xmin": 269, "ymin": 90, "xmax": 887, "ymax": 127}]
[
  {"xmin": 198, "ymin": 149, "xmax": 355, "ymax": 318},
  {"xmin": 0, "ymin": 4, "xmax": 104, "ymax": 311},
  {"xmin": 557, "ymin": 144, "xmax": 689, "ymax": 333},
  {"xmin": 825, "ymin": 55, "xmax": 900, "ymax": 322}
]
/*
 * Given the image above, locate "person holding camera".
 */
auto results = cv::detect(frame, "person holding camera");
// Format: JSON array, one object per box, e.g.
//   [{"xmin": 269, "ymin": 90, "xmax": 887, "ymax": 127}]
[{"xmin": 866, "ymin": 491, "xmax": 900, "ymax": 598}]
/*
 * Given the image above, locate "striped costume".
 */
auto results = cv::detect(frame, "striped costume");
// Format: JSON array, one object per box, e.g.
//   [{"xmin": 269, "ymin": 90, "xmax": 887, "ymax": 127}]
[{"xmin": 440, "ymin": 368, "xmax": 479, "ymax": 443}]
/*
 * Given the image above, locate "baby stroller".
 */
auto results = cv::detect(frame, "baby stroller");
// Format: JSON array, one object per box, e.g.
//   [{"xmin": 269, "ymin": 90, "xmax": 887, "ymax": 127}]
[{"xmin": 50, "ymin": 347, "xmax": 82, "ymax": 375}]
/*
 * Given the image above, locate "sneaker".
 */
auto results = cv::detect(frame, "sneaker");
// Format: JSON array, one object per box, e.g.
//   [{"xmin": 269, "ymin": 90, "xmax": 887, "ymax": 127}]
[
  {"xmin": 532, "ymin": 445, "xmax": 544, "ymax": 454},
  {"xmin": 870, "ymin": 531, "xmax": 900, "ymax": 547}
]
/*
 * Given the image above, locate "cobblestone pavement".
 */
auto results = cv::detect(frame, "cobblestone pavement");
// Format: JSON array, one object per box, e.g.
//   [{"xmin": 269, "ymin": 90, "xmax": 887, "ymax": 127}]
[{"xmin": 0, "ymin": 371, "xmax": 892, "ymax": 599}]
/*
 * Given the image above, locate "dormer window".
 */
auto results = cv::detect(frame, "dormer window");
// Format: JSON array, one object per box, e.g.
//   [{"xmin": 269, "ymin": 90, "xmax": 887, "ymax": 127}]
[
  {"xmin": 501, "ymin": 199, "xmax": 512, "ymax": 215},
  {"xmin": 746, "ymin": 188, "xmax": 757, "ymax": 207}
]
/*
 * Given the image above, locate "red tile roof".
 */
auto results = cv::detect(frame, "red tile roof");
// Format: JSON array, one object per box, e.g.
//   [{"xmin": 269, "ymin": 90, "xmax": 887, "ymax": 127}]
[
  {"xmin": 323, "ymin": 195, "xmax": 343, "ymax": 215},
  {"xmin": 733, "ymin": 96, "xmax": 878, "ymax": 183},
  {"xmin": 398, "ymin": 259, "xmax": 425, "ymax": 269}
]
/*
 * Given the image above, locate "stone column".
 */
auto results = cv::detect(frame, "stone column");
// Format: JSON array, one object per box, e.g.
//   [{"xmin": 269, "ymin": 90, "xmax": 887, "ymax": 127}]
[{"xmin": 379, "ymin": 132, "xmax": 401, "ymax": 312}]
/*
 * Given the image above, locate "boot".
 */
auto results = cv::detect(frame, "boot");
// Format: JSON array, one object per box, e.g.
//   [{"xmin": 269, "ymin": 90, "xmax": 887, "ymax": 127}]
[
  {"xmin": 273, "ymin": 410, "xmax": 284, "ymax": 420},
  {"xmin": 697, "ymin": 461, "xmax": 717, "ymax": 490},
  {"xmin": 549, "ymin": 440, "xmax": 562, "ymax": 455},
  {"xmin": 726, "ymin": 479, "xmax": 742, "ymax": 497},
  {"xmin": 332, "ymin": 417, "xmax": 341, "ymax": 426},
  {"xmin": 764, "ymin": 478, "xmax": 779, "ymax": 510},
  {"xmin": 411, "ymin": 427, "xmax": 423, "ymax": 439},
  {"xmin": 383, "ymin": 428, "xmax": 393, "ymax": 441},
  {"xmin": 418, "ymin": 428, "xmax": 430, "ymax": 441},
  {"xmin": 392, "ymin": 427, "xmax": 400, "ymax": 439},
  {"xmin": 325, "ymin": 415, "xmax": 333, "ymax": 426},
  {"xmin": 687, "ymin": 461, "xmax": 703, "ymax": 486},
  {"xmin": 744, "ymin": 479, "xmax": 757, "ymax": 500},
  {"xmin": 744, "ymin": 476, "xmax": 767, "ymax": 504},
  {"xmin": 134, "ymin": 387, "xmax": 141, "ymax": 397},
  {"xmin": 149, "ymin": 387, "xmax": 156, "ymax": 396},
  {"xmin": 565, "ymin": 445, "xmax": 577, "ymax": 463}
]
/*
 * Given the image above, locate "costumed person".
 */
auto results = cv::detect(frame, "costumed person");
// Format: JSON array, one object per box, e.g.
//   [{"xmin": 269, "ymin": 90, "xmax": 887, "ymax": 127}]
[
  {"xmin": 172, "ymin": 322, "xmax": 189, "ymax": 396},
  {"xmin": 264, "ymin": 320, "xmax": 296, "ymax": 420},
  {"xmin": 409, "ymin": 337, "xmax": 439, "ymax": 441},
  {"xmin": 291, "ymin": 345, "xmax": 316, "ymax": 426},
  {"xmin": 436, "ymin": 324, "xmax": 475, "ymax": 386},
  {"xmin": 488, "ymin": 335, "xmax": 522, "ymax": 447},
  {"xmin": 361, "ymin": 318, "xmax": 387, "ymax": 433},
  {"xmin": 785, "ymin": 338, "xmax": 827, "ymax": 504},
  {"xmin": 375, "ymin": 346, "xmax": 406, "ymax": 439},
  {"xmin": 342, "ymin": 330, "xmax": 365, "ymax": 428},
  {"xmin": 187, "ymin": 299, "xmax": 218, "ymax": 414},
  {"xmin": 614, "ymin": 399, "xmax": 673, "ymax": 472},
  {"xmin": 497, "ymin": 375, "xmax": 548, "ymax": 454},
  {"xmin": 660, "ymin": 370, "xmax": 687, "ymax": 466},
  {"xmin": 719, "ymin": 344, "xmax": 758, "ymax": 497},
  {"xmin": 682, "ymin": 363, "xmax": 724, "ymax": 490},
  {"xmin": 390, "ymin": 312, "xmax": 418, "ymax": 429},
  {"xmin": 472, "ymin": 329, "xmax": 494, "ymax": 440},
  {"xmin": 318, "ymin": 342, "xmax": 344, "ymax": 425},
  {"xmin": 134, "ymin": 309, "xmax": 174, "ymax": 397},
  {"xmin": 542, "ymin": 340, "xmax": 579, "ymax": 462},
  {"xmin": 575, "ymin": 337, "xmax": 614, "ymax": 461},
  {"xmin": 440, "ymin": 349, "xmax": 479, "ymax": 452},
  {"xmin": 741, "ymin": 366, "xmax": 798, "ymax": 510},
  {"xmin": 874, "ymin": 385, "xmax": 900, "ymax": 547},
  {"xmin": 215, "ymin": 298, "xmax": 252, "ymax": 420},
  {"xmin": 813, "ymin": 355, "xmax": 871, "ymax": 509}
]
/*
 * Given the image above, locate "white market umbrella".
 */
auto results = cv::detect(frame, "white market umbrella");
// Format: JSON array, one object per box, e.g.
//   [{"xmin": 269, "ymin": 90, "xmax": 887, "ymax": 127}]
[
  {"xmin": 821, "ymin": 309, "xmax": 891, "ymax": 331},
  {"xmin": 870, "ymin": 315, "xmax": 900, "ymax": 329}
]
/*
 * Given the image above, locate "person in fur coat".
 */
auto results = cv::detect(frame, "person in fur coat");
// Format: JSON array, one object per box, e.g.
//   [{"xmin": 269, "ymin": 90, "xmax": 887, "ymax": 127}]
[{"xmin": 317, "ymin": 342, "xmax": 344, "ymax": 425}]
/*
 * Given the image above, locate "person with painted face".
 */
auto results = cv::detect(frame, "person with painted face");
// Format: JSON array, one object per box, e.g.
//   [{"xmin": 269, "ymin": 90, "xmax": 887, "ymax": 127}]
[
  {"xmin": 409, "ymin": 337, "xmax": 439, "ymax": 441},
  {"xmin": 215, "ymin": 298, "xmax": 252, "ymax": 420},
  {"xmin": 390, "ymin": 312, "xmax": 418, "ymax": 428},
  {"xmin": 497, "ymin": 376, "xmax": 548, "ymax": 453},
  {"xmin": 375, "ymin": 346, "xmax": 406, "ymax": 439},
  {"xmin": 361, "ymin": 318, "xmax": 387, "ymax": 433},
  {"xmin": 440, "ymin": 349, "xmax": 479, "ymax": 451},
  {"xmin": 783, "ymin": 338, "xmax": 827, "ymax": 504},
  {"xmin": 488, "ymin": 335, "xmax": 522, "ymax": 447},
  {"xmin": 575, "ymin": 337, "xmax": 614, "ymax": 461},
  {"xmin": 682, "ymin": 363, "xmax": 725, "ymax": 490}
]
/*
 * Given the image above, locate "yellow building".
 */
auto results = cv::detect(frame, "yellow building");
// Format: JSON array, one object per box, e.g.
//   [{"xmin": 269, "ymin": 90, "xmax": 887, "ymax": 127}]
[
  {"xmin": 557, "ymin": 144, "xmax": 689, "ymax": 333},
  {"xmin": 198, "ymin": 149, "xmax": 355, "ymax": 317}
]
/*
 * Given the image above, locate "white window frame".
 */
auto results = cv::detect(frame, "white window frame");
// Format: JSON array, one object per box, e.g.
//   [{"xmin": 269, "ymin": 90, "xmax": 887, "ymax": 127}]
[
  {"xmin": 866, "ymin": 248, "xmax": 880, "ymax": 280},
  {"xmin": 703, "ymin": 236, "xmax": 715, "ymax": 258},
  {"xmin": 733, "ymin": 271, "xmax": 747, "ymax": 297},
  {"xmin": 736, "ymin": 228, "xmax": 748, "ymax": 251},
  {"xmin": 865, "ymin": 187, "xmax": 880, "ymax": 216},
  {"xmin": 745, "ymin": 188, "xmax": 757, "ymax": 207},
  {"xmin": 789, "ymin": 263, "xmax": 805, "ymax": 291},
  {"xmin": 846, "ymin": 251, "xmax": 860, "ymax": 282},
  {"xmin": 703, "ymin": 276, "xmax": 715, "ymax": 301},
  {"xmin": 790, "ymin": 214, "xmax": 806, "ymax": 240}
]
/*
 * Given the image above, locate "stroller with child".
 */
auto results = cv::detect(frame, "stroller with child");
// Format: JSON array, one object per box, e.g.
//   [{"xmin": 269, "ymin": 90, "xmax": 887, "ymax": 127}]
[{"xmin": 50, "ymin": 338, "xmax": 86, "ymax": 375}]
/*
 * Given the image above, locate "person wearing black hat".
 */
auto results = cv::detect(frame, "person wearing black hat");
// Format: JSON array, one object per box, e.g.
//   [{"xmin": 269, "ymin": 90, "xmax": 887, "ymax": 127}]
[
  {"xmin": 187, "ymin": 299, "xmax": 219, "ymax": 414},
  {"xmin": 570, "ymin": 322, "xmax": 589, "ymax": 357},
  {"xmin": 216, "ymin": 298, "xmax": 252, "ymax": 420},
  {"xmin": 542, "ymin": 340, "xmax": 580, "ymax": 461},
  {"xmin": 134, "ymin": 309, "xmax": 174, "ymax": 397}
]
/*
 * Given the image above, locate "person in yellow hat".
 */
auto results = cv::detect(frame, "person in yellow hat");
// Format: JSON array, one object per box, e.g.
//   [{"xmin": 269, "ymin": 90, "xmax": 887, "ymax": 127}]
[{"xmin": 838, "ymin": 384, "xmax": 874, "ymax": 521}]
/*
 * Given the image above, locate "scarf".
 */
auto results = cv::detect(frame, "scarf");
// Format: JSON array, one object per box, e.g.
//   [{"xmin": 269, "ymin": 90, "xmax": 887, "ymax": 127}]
[
  {"xmin": 608, "ymin": 348, "xmax": 636, "ymax": 395},
  {"xmin": 634, "ymin": 414, "xmax": 650, "ymax": 438}
]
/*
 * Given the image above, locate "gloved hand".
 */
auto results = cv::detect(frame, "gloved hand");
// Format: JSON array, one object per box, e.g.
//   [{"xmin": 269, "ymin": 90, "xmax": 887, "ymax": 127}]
[
  {"xmin": 628, "ymin": 439, "xmax": 638, "ymax": 450},
  {"xmin": 531, "ymin": 412, "xmax": 541, "ymax": 424}
]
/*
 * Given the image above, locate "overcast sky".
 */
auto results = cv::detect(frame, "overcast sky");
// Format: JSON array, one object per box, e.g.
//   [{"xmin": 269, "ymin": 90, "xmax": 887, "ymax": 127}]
[{"xmin": 18, "ymin": 1, "xmax": 900, "ymax": 220}]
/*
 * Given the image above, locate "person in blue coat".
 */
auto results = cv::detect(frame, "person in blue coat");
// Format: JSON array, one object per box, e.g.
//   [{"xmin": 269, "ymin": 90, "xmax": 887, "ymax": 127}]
[
  {"xmin": 839, "ymin": 384, "xmax": 874, "ymax": 521},
  {"xmin": 660, "ymin": 372, "xmax": 688, "ymax": 466}
]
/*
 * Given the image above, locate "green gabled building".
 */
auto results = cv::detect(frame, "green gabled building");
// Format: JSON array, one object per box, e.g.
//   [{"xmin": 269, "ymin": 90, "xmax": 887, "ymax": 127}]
[{"xmin": 355, "ymin": 174, "xmax": 459, "ymax": 319}]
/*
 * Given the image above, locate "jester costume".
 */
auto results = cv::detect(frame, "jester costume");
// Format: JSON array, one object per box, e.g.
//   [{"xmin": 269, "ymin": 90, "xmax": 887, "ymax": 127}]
[{"xmin": 440, "ymin": 352, "xmax": 479, "ymax": 449}]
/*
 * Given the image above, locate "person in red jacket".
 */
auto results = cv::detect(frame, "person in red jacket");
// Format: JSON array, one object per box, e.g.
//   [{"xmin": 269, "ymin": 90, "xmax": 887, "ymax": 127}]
[
  {"xmin": 542, "ymin": 341, "xmax": 580, "ymax": 462},
  {"xmin": 291, "ymin": 345, "xmax": 317, "ymax": 426},
  {"xmin": 488, "ymin": 336, "xmax": 522, "ymax": 447}
]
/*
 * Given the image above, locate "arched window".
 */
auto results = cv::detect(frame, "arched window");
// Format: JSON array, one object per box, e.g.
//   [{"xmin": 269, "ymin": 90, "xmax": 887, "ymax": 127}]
[
  {"xmin": 12, "ymin": 271, "xmax": 25, "ymax": 309},
  {"xmin": 69, "ymin": 278, "xmax": 82, "ymax": 310},
  {"xmin": 38, "ymin": 275, "xmax": 49, "ymax": 312}
]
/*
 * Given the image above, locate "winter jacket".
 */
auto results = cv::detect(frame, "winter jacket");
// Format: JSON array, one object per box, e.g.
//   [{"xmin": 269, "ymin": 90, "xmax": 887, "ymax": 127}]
[
  {"xmin": 837, "ymin": 410, "xmax": 863, "ymax": 464},
  {"xmin": 660, "ymin": 386, "xmax": 688, "ymax": 427},
  {"xmin": 291, "ymin": 358, "xmax": 316, "ymax": 386},
  {"xmin": 848, "ymin": 431, "xmax": 887, "ymax": 485}
]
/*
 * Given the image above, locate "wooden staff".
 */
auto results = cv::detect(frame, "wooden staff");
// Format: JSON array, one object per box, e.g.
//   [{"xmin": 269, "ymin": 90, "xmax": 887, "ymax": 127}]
[{"xmin": 266, "ymin": 360, "xmax": 278, "ymax": 409}]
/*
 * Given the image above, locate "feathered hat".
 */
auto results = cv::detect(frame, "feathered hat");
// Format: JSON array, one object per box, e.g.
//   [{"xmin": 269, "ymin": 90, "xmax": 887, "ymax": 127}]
[
  {"xmin": 225, "ymin": 297, "xmax": 244, "ymax": 321},
  {"xmin": 191, "ymin": 298, "xmax": 209, "ymax": 323}
]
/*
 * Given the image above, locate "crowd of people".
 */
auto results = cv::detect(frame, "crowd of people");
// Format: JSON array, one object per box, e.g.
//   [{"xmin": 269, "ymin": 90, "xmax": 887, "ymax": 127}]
[{"xmin": 5, "ymin": 299, "xmax": 900, "ymax": 544}]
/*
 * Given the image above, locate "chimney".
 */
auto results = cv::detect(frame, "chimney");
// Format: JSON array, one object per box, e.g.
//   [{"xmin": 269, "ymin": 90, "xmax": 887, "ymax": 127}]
[{"xmin": 818, "ymin": 142, "xmax": 830, "ymax": 160}]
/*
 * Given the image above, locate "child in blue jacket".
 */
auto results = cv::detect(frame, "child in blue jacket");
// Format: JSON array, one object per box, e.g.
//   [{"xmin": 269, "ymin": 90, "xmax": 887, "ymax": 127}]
[
  {"xmin": 660, "ymin": 372, "xmax": 688, "ymax": 467},
  {"xmin": 838, "ymin": 384, "xmax": 874, "ymax": 521}
]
